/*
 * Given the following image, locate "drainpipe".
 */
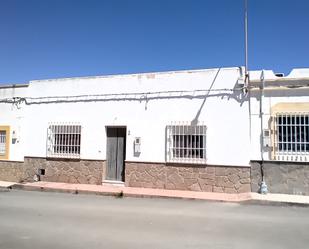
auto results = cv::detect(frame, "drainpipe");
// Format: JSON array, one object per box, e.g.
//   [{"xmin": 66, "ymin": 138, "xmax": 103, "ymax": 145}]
[{"xmin": 259, "ymin": 70, "xmax": 268, "ymax": 194}]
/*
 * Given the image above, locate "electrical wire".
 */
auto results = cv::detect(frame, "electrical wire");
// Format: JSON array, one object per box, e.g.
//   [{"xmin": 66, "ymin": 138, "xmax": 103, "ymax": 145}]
[{"xmin": 0, "ymin": 87, "xmax": 244, "ymax": 105}]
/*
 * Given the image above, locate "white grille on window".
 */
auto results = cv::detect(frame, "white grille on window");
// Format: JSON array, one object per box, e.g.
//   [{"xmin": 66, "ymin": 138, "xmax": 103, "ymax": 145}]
[
  {"xmin": 47, "ymin": 123, "xmax": 81, "ymax": 159},
  {"xmin": 273, "ymin": 113, "xmax": 309, "ymax": 161},
  {"xmin": 0, "ymin": 131, "xmax": 6, "ymax": 155},
  {"xmin": 166, "ymin": 122, "xmax": 207, "ymax": 164}
]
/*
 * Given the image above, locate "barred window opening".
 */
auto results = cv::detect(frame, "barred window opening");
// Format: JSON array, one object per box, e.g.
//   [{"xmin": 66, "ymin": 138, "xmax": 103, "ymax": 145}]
[
  {"xmin": 47, "ymin": 124, "xmax": 81, "ymax": 159},
  {"xmin": 274, "ymin": 113, "xmax": 309, "ymax": 161},
  {"xmin": 0, "ymin": 131, "xmax": 6, "ymax": 155},
  {"xmin": 167, "ymin": 123, "xmax": 207, "ymax": 164}
]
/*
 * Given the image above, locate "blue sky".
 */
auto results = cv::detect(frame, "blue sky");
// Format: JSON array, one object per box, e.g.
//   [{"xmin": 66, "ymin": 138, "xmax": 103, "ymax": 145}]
[{"xmin": 0, "ymin": 0, "xmax": 308, "ymax": 84}]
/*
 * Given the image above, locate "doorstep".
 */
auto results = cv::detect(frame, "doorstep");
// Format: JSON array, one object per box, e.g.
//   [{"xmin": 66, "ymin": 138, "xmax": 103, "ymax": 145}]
[{"xmin": 102, "ymin": 180, "xmax": 125, "ymax": 187}]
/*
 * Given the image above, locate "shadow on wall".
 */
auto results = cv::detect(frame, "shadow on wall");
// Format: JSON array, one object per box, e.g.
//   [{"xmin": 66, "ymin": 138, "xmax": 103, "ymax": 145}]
[
  {"xmin": 251, "ymin": 88, "xmax": 309, "ymax": 100},
  {"xmin": 163, "ymin": 68, "xmax": 248, "ymax": 162},
  {"xmin": 191, "ymin": 68, "xmax": 247, "ymax": 125}
]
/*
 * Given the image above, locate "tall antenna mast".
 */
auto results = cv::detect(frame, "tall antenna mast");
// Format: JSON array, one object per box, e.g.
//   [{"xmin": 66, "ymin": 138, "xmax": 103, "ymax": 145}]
[{"xmin": 244, "ymin": 0, "xmax": 249, "ymax": 85}]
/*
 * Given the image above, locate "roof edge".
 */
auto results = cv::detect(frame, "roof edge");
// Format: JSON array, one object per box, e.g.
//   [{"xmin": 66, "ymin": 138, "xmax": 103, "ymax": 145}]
[
  {"xmin": 0, "ymin": 83, "xmax": 29, "ymax": 89},
  {"xmin": 29, "ymin": 66, "xmax": 241, "ymax": 83}
]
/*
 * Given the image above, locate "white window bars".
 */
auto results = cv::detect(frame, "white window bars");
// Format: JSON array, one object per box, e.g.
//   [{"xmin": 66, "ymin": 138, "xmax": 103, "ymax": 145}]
[
  {"xmin": 47, "ymin": 123, "xmax": 81, "ymax": 159},
  {"xmin": 166, "ymin": 122, "xmax": 207, "ymax": 164},
  {"xmin": 273, "ymin": 113, "xmax": 309, "ymax": 161},
  {"xmin": 0, "ymin": 131, "xmax": 6, "ymax": 155}
]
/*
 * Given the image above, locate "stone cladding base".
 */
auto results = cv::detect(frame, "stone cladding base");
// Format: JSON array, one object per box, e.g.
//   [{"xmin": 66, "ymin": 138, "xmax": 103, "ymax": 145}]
[
  {"xmin": 0, "ymin": 158, "xmax": 252, "ymax": 193},
  {"xmin": 125, "ymin": 162, "xmax": 251, "ymax": 193},
  {"xmin": 0, "ymin": 157, "xmax": 104, "ymax": 185}
]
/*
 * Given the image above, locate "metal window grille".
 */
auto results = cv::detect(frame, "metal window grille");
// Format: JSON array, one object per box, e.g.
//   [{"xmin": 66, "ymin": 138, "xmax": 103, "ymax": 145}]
[
  {"xmin": 166, "ymin": 122, "xmax": 207, "ymax": 164},
  {"xmin": 47, "ymin": 123, "xmax": 81, "ymax": 159},
  {"xmin": 273, "ymin": 113, "xmax": 309, "ymax": 161},
  {"xmin": 0, "ymin": 131, "xmax": 6, "ymax": 155}
]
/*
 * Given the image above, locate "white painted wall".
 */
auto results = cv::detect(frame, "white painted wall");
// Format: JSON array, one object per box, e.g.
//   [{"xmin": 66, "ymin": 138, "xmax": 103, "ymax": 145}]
[
  {"xmin": 0, "ymin": 86, "xmax": 29, "ymax": 161},
  {"xmin": 2, "ymin": 67, "xmax": 308, "ymax": 165},
  {"xmin": 249, "ymin": 69, "xmax": 309, "ymax": 161},
  {"xmin": 1, "ymin": 67, "xmax": 252, "ymax": 166}
]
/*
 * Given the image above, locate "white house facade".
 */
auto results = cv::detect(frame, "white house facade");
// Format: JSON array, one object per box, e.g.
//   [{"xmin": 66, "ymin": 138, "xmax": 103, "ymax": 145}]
[
  {"xmin": 249, "ymin": 69, "xmax": 309, "ymax": 195},
  {"xmin": 1, "ymin": 66, "xmax": 309, "ymax": 195}
]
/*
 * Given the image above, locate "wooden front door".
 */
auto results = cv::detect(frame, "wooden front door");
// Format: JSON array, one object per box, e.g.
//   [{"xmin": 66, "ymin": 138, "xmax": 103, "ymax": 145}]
[{"xmin": 106, "ymin": 127, "xmax": 126, "ymax": 181}]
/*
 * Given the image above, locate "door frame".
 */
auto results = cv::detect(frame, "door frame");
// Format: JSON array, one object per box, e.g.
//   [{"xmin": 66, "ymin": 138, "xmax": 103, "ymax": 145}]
[{"xmin": 105, "ymin": 126, "xmax": 127, "ymax": 183}]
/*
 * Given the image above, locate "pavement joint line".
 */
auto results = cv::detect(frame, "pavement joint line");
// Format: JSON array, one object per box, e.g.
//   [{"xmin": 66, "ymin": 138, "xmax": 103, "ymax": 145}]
[{"xmin": 1, "ymin": 180, "xmax": 309, "ymax": 206}]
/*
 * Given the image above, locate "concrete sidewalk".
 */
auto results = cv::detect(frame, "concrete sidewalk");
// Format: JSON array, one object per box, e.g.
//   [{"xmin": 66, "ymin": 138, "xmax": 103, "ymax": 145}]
[{"xmin": 1, "ymin": 180, "xmax": 309, "ymax": 206}]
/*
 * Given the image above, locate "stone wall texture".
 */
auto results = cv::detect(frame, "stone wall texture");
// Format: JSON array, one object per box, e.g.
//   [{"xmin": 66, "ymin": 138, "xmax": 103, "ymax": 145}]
[
  {"xmin": 0, "ymin": 157, "xmax": 104, "ymax": 185},
  {"xmin": 251, "ymin": 161, "xmax": 309, "ymax": 195},
  {"xmin": 125, "ymin": 162, "xmax": 251, "ymax": 193},
  {"xmin": 0, "ymin": 161, "xmax": 24, "ymax": 182}
]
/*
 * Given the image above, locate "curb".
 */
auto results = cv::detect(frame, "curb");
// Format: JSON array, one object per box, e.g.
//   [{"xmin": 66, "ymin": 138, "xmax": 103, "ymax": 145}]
[
  {"xmin": 122, "ymin": 192, "xmax": 206, "ymax": 201},
  {"xmin": 12, "ymin": 184, "xmax": 122, "ymax": 197},
  {"xmin": 241, "ymin": 199, "xmax": 309, "ymax": 208},
  {"xmin": 8, "ymin": 183, "xmax": 309, "ymax": 207},
  {"xmin": 12, "ymin": 184, "xmax": 217, "ymax": 201},
  {"xmin": 12, "ymin": 184, "xmax": 246, "ymax": 203},
  {"xmin": 0, "ymin": 184, "xmax": 15, "ymax": 192},
  {"xmin": 0, "ymin": 187, "xmax": 10, "ymax": 192}
]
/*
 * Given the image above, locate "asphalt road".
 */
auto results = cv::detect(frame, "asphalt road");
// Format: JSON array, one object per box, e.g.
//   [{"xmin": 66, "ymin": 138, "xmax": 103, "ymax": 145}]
[{"xmin": 0, "ymin": 190, "xmax": 308, "ymax": 249}]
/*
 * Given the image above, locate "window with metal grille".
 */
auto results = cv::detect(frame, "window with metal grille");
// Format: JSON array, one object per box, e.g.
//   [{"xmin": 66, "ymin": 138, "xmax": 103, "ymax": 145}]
[
  {"xmin": 273, "ymin": 113, "xmax": 309, "ymax": 161},
  {"xmin": 47, "ymin": 124, "xmax": 81, "ymax": 158},
  {"xmin": 0, "ymin": 131, "xmax": 6, "ymax": 155},
  {"xmin": 166, "ymin": 122, "xmax": 207, "ymax": 164}
]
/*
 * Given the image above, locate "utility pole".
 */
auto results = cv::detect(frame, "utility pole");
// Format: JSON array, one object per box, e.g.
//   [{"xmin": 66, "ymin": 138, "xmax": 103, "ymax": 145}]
[{"xmin": 244, "ymin": 0, "xmax": 249, "ymax": 86}]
